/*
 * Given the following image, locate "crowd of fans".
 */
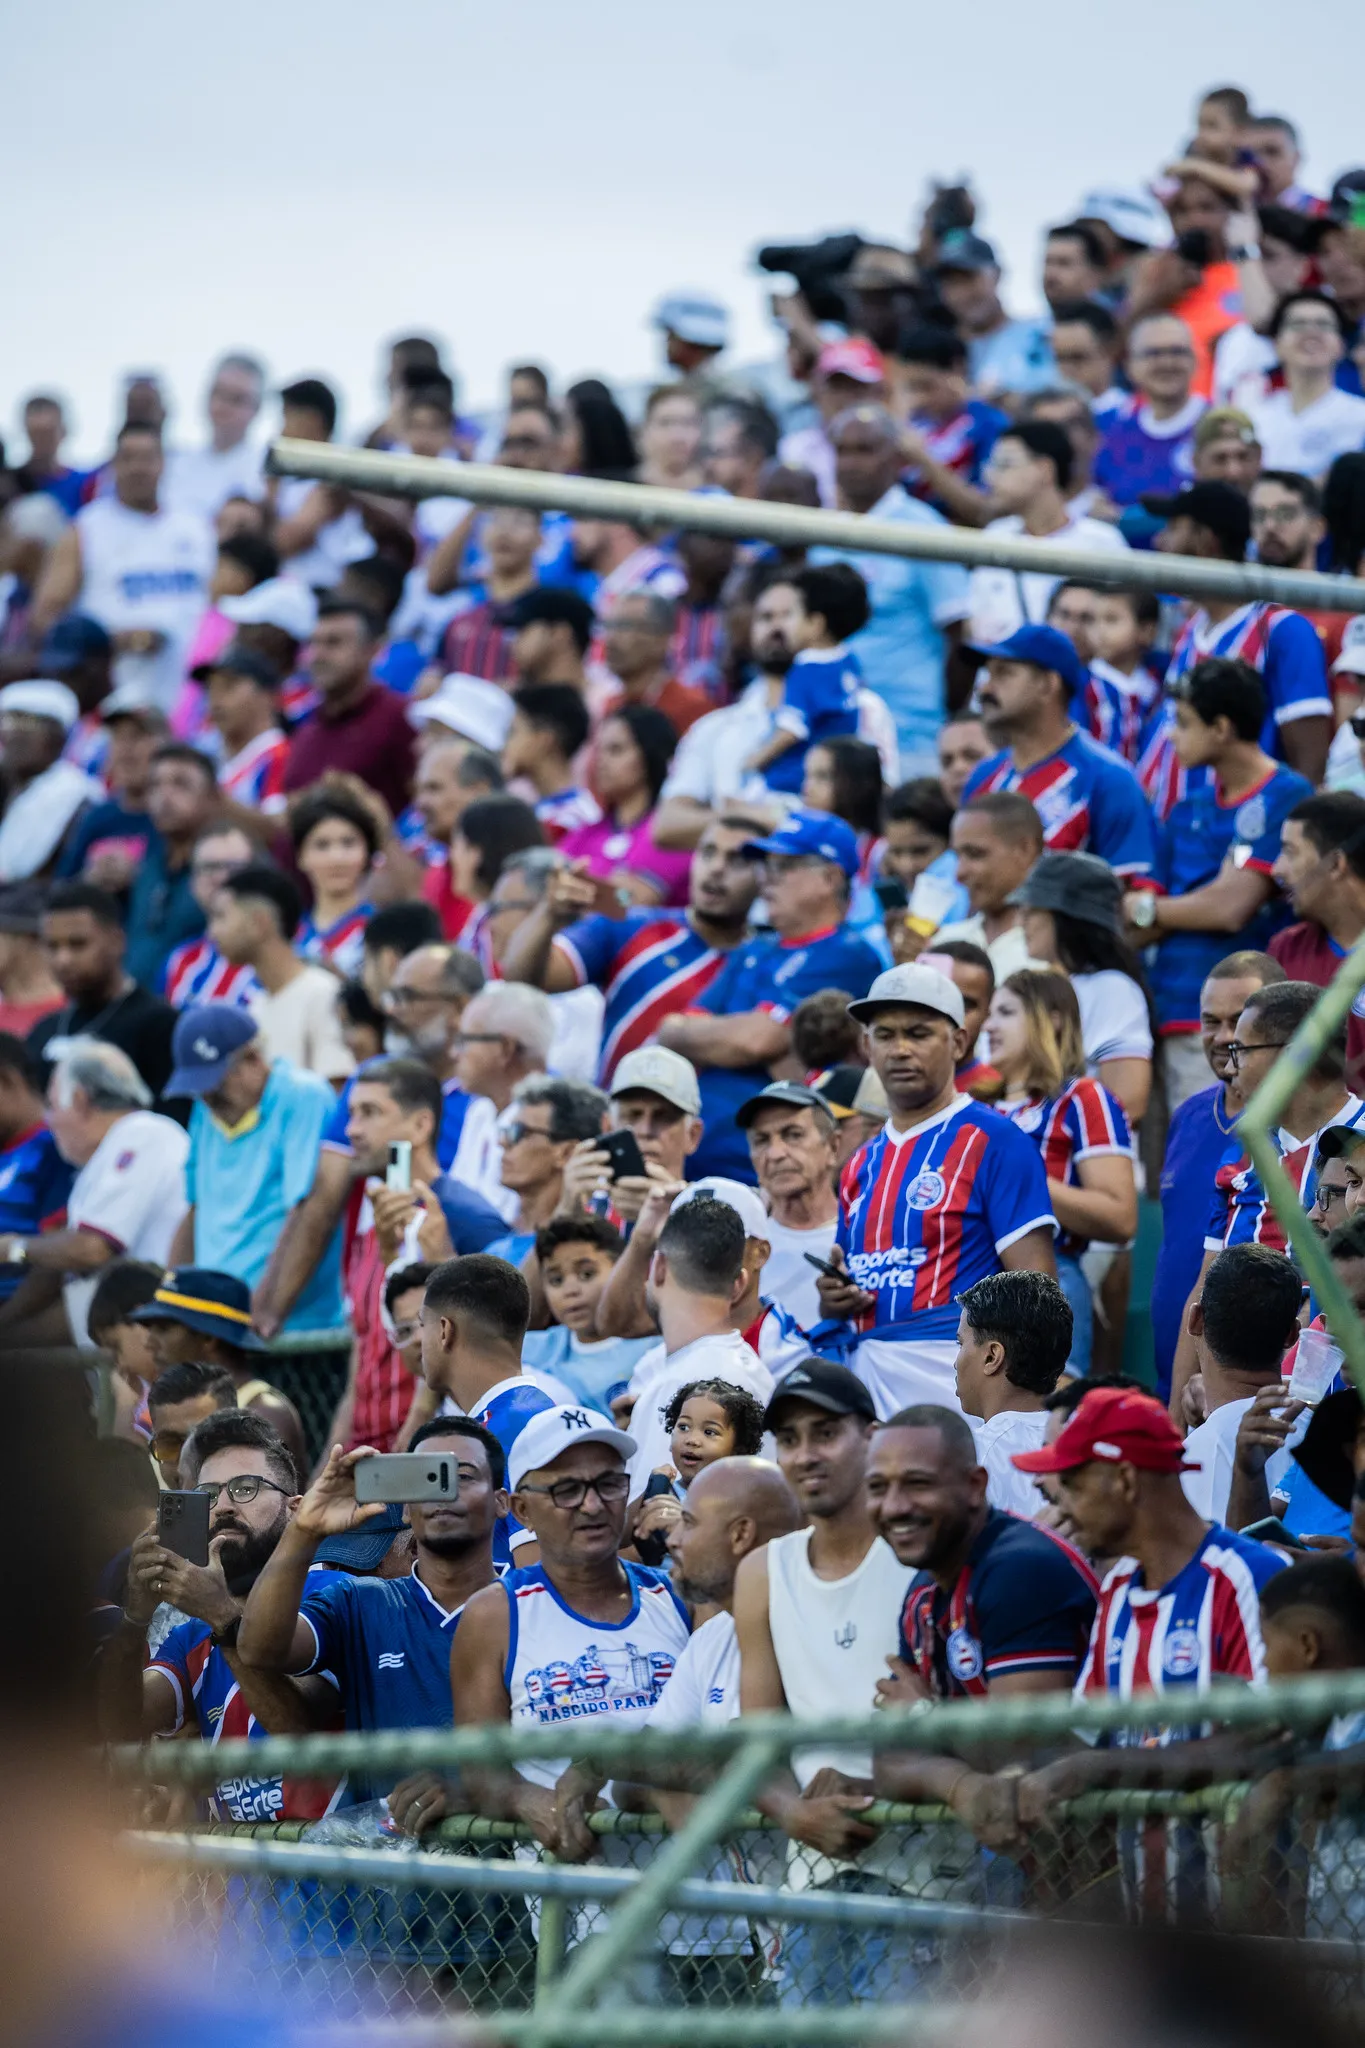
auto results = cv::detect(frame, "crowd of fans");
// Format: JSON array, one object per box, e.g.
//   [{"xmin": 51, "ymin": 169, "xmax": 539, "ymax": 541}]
[{"xmin": 5, "ymin": 78, "xmax": 1365, "ymax": 2006}]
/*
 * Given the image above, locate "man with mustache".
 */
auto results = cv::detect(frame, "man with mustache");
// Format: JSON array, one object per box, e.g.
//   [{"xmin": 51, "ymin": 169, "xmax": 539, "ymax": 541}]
[{"xmin": 97, "ymin": 1408, "xmax": 339, "ymax": 1822}]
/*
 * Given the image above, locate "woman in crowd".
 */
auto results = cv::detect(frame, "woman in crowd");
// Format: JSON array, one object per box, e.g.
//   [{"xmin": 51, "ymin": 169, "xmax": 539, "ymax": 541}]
[
  {"xmin": 290, "ymin": 785, "xmax": 379, "ymax": 980},
  {"xmin": 986, "ymin": 967, "xmax": 1138, "ymax": 1375},
  {"xmin": 801, "ymin": 734, "xmax": 891, "ymax": 958},
  {"xmin": 1010, "ymin": 851, "xmax": 1156, "ymax": 1128},
  {"xmin": 560, "ymin": 378, "xmax": 638, "ymax": 477},
  {"xmin": 438, "ymin": 793, "xmax": 544, "ymax": 955},
  {"xmin": 558, "ymin": 704, "xmax": 692, "ymax": 907},
  {"xmin": 638, "ymin": 385, "xmax": 704, "ymax": 491}
]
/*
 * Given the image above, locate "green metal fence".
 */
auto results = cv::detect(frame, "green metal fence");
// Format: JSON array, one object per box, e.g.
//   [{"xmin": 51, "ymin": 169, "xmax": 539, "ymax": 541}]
[{"xmin": 117, "ymin": 1672, "xmax": 1365, "ymax": 2037}]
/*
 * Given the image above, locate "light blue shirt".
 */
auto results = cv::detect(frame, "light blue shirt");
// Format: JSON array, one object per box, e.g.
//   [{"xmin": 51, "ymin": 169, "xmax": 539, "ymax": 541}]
[
  {"xmin": 186, "ymin": 1060, "xmax": 343, "ymax": 1332},
  {"xmin": 521, "ymin": 1326, "xmax": 659, "ymax": 1411},
  {"xmin": 810, "ymin": 485, "xmax": 971, "ymax": 771},
  {"xmin": 967, "ymin": 318, "xmax": 1055, "ymax": 400}
]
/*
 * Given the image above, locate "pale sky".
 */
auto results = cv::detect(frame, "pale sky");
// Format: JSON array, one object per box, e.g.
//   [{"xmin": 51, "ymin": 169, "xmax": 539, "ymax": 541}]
[{"xmin": 7, "ymin": 0, "xmax": 1361, "ymax": 462}]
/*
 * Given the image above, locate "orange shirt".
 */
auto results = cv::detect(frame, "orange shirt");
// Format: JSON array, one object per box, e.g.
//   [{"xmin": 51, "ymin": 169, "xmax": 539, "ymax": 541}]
[{"xmin": 1172, "ymin": 263, "xmax": 1244, "ymax": 398}]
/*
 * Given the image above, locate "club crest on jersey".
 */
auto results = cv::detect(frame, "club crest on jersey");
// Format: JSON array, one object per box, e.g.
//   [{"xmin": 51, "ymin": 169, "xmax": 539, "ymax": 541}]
[
  {"xmin": 1234, "ymin": 795, "xmax": 1266, "ymax": 843},
  {"xmin": 1161, "ymin": 1625, "xmax": 1202, "ymax": 1678},
  {"xmin": 946, "ymin": 1626, "xmax": 983, "ymax": 1683},
  {"xmin": 904, "ymin": 1170, "xmax": 946, "ymax": 1211}
]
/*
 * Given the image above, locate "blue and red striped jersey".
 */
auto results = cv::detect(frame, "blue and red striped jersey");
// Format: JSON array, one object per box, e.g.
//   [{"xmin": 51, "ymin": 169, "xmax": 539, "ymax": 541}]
[
  {"xmin": 535, "ymin": 786, "xmax": 603, "ymax": 844},
  {"xmin": 0, "ymin": 1122, "xmax": 72, "ymax": 1300},
  {"xmin": 219, "ymin": 729, "xmax": 289, "ymax": 812},
  {"xmin": 1001, "ymin": 1078, "xmax": 1132, "ymax": 1257},
  {"xmin": 555, "ymin": 908, "xmax": 730, "ymax": 1085},
  {"xmin": 963, "ymin": 730, "xmax": 1155, "ymax": 879},
  {"xmin": 1081, "ymin": 659, "xmax": 1163, "ymax": 767},
  {"xmin": 836, "ymin": 1096, "xmax": 1055, "ymax": 1341},
  {"xmin": 1205, "ymin": 1097, "xmax": 1365, "ymax": 1253},
  {"xmin": 900, "ymin": 1509, "xmax": 1098, "ymax": 1697},
  {"xmin": 297, "ymin": 902, "xmax": 373, "ymax": 982},
  {"xmin": 162, "ymin": 938, "xmax": 258, "ymax": 1010},
  {"xmin": 907, "ymin": 398, "xmax": 1009, "ymax": 504}
]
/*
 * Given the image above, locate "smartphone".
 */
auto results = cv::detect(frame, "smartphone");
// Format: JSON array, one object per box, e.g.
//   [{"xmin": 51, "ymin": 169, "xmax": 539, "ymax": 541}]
[
  {"xmin": 354, "ymin": 1453, "xmax": 458, "ymax": 1505},
  {"xmin": 589, "ymin": 876, "xmax": 630, "ymax": 920},
  {"xmin": 803, "ymin": 1250, "xmax": 847, "ymax": 1283},
  {"xmin": 599, "ymin": 1128, "xmax": 647, "ymax": 1182},
  {"xmin": 157, "ymin": 1489, "xmax": 210, "ymax": 1567},
  {"xmin": 1240, "ymin": 1516, "xmax": 1298, "ymax": 1548},
  {"xmin": 874, "ymin": 877, "xmax": 909, "ymax": 913},
  {"xmin": 387, "ymin": 1140, "xmax": 413, "ymax": 1192}
]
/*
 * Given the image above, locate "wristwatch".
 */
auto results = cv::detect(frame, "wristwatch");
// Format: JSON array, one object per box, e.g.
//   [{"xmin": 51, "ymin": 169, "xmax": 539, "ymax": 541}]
[
  {"xmin": 1129, "ymin": 891, "xmax": 1159, "ymax": 932},
  {"xmin": 1227, "ymin": 242, "xmax": 1262, "ymax": 264},
  {"xmin": 2, "ymin": 1238, "xmax": 26, "ymax": 1266},
  {"xmin": 211, "ymin": 1616, "xmax": 243, "ymax": 1650}
]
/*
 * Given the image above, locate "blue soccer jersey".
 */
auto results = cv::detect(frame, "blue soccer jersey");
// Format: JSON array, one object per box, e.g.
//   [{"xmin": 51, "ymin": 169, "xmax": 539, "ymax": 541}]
[
  {"xmin": 1093, "ymin": 395, "xmax": 1204, "ymax": 507},
  {"xmin": 472, "ymin": 1375, "xmax": 557, "ymax": 1567},
  {"xmin": 554, "ymin": 908, "xmax": 728, "ymax": 1086},
  {"xmin": 764, "ymin": 646, "xmax": 861, "ymax": 796},
  {"xmin": 1149, "ymin": 604, "xmax": 1333, "ymax": 794},
  {"xmin": 963, "ymin": 730, "xmax": 1155, "ymax": 879},
  {"xmin": 1152, "ymin": 1085, "xmax": 1240, "ymax": 1400},
  {"xmin": 322, "ymin": 1065, "xmax": 477, "ymax": 1172},
  {"xmin": 836, "ymin": 1096, "xmax": 1055, "ymax": 1342},
  {"xmin": 0, "ymin": 1122, "xmax": 72, "ymax": 1301},
  {"xmin": 690, "ymin": 922, "xmax": 883, "ymax": 1180},
  {"xmin": 899, "ymin": 1510, "xmax": 1099, "ymax": 1697},
  {"xmin": 299, "ymin": 1564, "xmax": 466, "ymax": 1800},
  {"xmin": 1150, "ymin": 764, "xmax": 1310, "ymax": 1032}
]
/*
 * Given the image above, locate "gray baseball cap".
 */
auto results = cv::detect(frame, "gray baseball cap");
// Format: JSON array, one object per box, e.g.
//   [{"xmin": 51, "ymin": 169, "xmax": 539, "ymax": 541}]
[{"xmin": 846, "ymin": 963, "xmax": 966, "ymax": 1028}]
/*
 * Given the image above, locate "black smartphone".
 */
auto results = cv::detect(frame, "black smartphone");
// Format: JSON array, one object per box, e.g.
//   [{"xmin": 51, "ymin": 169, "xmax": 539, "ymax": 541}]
[
  {"xmin": 599, "ymin": 1129, "xmax": 647, "ymax": 1181},
  {"xmin": 157, "ymin": 1489, "xmax": 210, "ymax": 1567},
  {"xmin": 1240, "ymin": 1516, "xmax": 1298, "ymax": 1548},
  {"xmin": 803, "ymin": 1250, "xmax": 847, "ymax": 1283},
  {"xmin": 1176, "ymin": 228, "xmax": 1212, "ymax": 268},
  {"xmin": 874, "ymin": 877, "xmax": 909, "ymax": 913}
]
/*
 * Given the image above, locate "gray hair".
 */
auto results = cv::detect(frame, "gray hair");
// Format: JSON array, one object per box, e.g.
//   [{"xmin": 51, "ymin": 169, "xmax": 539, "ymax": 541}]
[
  {"xmin": 50, "ymin": 1038, "xmax": 151, "ymax": 1113},
  {"xmin": 213, "ymin": 352, "xmax": 266, "ymax": 392},
  {"xmin": 470, "ymin": 982, "xmax": 554, "ymax": 1066},
  {"xmin": 513, "ymin": 1073, "xmax": 610, "ymax": 1144},
  {"xmin": 615, "ymin": 591, "xmax": 677, "ymax": 636},
  {"xmin": 827, "ymin": 402, "xmax": 901, "ymax": 448}
]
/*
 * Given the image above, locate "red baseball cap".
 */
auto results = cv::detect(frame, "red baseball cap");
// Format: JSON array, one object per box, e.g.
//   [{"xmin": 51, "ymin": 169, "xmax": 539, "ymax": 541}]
[
  {"xmin": 1012, "ymin": 1387, "xmax": 1201, "ymax": 1477},
  {"xmin": 817, "ymin": 338, "xmax": 886, "ymax": 385}
]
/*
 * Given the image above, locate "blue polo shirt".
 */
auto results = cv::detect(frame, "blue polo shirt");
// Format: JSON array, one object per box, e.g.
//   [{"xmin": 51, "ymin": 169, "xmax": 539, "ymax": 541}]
[
  {"xmin": 1151, "ymin": 1082, "xmax": 1239, "ymax": 1400},
  {"xmin": 0, "ymin": 1122, "xmax": 72, "ymax": 1302},
  {"xmin": 186, "ymin": 1061, "xmax": 343, "ymax": 1332},
  {"xmin": 299, "ymin": 1566, "xmax": 465, "ymax": 1800},
  {"xmin": 688, "ymin": 921, "xmax": 881, "ymax": 1180}
]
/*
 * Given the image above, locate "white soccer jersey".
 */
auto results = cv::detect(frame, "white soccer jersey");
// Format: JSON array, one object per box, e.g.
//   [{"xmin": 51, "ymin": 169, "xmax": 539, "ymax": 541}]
[
  {"xmin": 65, "ymin": 1110, "xmax": 189, "ymax": 1344},
  {"xmin": 76, "ymin": 497, "xmax": 213, "ymax": 708}
]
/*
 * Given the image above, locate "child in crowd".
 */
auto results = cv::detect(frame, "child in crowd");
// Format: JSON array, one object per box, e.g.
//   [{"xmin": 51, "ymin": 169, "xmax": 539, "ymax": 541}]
[
  {"xmin": 741, "ymin": 564, "xmax": 868, "ymax": 795},
  {"xmin": 502, "ymin": 682, "xmax": 600, "ymax": 841},
  {"xmin": 1084, "ymin": 586, "xmax": 1164, "ymax": 766},
  {"xmin": 632, "ymin": 1376, "xmax": 768, "ymax": 1569},
  {"xmin": 522, "ymin": 1215, "xmax": 660, "ymax": 1410},
  {"xmin": 290, "ymin": 785, "xmax": 380, "ymax": 980},
  {"xmin": 87, "ymin": 1259, "xmax": 165, "ymax": 1441}
]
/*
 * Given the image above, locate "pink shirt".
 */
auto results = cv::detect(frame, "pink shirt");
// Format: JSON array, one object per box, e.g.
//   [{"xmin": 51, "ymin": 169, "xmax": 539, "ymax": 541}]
[{"xmin": 557, "ymin": 811, "xmax": 692, "ymax": 907}]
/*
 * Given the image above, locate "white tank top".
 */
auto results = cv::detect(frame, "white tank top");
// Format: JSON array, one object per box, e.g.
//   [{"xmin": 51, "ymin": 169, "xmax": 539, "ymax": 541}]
[
  {"xmin": 76, "ymin": 497, "xmax": 212, "ymax": 707},
  {"xmin": 767, "ymin": 1526, "xmax": 912, "ymax": 1787},
  {"xmin": 504, "ymin": 1562, "xmax": 691, "ymax": 1789}
]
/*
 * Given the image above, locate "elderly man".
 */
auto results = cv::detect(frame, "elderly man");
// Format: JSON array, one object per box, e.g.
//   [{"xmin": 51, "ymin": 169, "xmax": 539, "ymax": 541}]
[
  {"xmin": 0, "ymin": 681, "xmax": 100, "ymax": 883},
  {"xmin": 736, "ymin": 1080, "xmax": 839, "ymax": 1328},
  {"xmin": 0, "ymin": 1038, "xmax": 187, "ymax": 1349},
  {"xmin": 597, "ymin": 592, "xmax": 709, "ymax": 739},
  {"xmin": 451, "ymin": 981, "xmax": 556, "ymax": 1211},
  {"xmin": 815, "ymin": 962, "xmax": 1056, "ymax": 1415},
  {"xmin": 163, "ymin": 1003, "xmax": 344, "ymax": 1335},
  {"xmin": 1094, "ymin": 314, "xmax": 1207, "ymax": 508},
  {"xmin": 807, "ymin": 405, "xmax": 972, "ymax": 773},
  {"xmin": 659, "ymin": 810, "xmax": 882, "ymax": 1182},
  {"xmin": 487, "ymin": 1075, "xmax": 610, "ymax": 1267}
]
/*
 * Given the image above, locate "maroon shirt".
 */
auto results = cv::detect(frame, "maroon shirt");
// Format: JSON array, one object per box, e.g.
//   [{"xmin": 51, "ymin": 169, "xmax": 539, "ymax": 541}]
[
  {"xmin": 1268, "ymin": 919, "xmax": 1365, "ymax": 1099},
  {"xmin": 282, "ymin": 680, "xmax": 416, "ymax": 817}
]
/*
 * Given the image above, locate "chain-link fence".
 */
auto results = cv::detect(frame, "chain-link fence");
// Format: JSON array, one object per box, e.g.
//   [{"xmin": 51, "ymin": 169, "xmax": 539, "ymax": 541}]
[{"xmin": 117, "ymin": 1676, "xmax": 1365, "ymax": 2038}]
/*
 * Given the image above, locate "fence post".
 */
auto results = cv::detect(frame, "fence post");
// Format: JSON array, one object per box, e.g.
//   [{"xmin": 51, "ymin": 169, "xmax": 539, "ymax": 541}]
[
  {"xmin": 535, "ymin": 1854, "xmax": 568, "ymax": 2004},
  {"xmin": 524, "ymin": 1734, "xmax": 785, "ymax": 2032}
]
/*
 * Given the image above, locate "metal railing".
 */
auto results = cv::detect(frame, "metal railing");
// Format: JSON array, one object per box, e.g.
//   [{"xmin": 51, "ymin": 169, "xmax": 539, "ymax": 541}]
[{"xmin": 266, "ymin": 437, "xmax": 1365, "ymax": 616}]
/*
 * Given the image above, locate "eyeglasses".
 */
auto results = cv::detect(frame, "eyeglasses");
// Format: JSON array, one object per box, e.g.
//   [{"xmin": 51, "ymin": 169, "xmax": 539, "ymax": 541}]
[
  {"xmin": 1280, "ymin": 318, "xmax": 1340, "ymax": 336},
  {"xmin": 390, "ymin": 1318, "xmax": 422, "ymax": 1345},
  {"xmin": 516, "ymin": 1470, "xmax": 631, "ymax": 1510},
  {"xmin": 150, "ymin": 1431, "xmax": 190, "ymax": 1466},
  {"xmin": 451, "ymin": 1030, "xmax": 507, "ymax": 1049},
  {"xmin": 1133, "ymin": 346, "xmax": 1195, "ymax": 362},
  {"xmin": 500, "ymin": 1120, "xmax": 553, "ymax": 1147},
  {"xmin": 1250, "ymin": 503, "xmax": 1308, "ymax": 525},
  {"xmin": 383, "ymin": 986, "xmax": 450, "ymax": 1012},
  {"xmin": 1224, "ymin": 1040, "xmax": 1287, "ymax": 1067},
  {"xmin": 1314, "ymin": 1181, "xmax": 1348, "ymax": 1212},
  {"xmin": 193, "ymin": 1475, "xmax": 290, "ymax": 1507}
]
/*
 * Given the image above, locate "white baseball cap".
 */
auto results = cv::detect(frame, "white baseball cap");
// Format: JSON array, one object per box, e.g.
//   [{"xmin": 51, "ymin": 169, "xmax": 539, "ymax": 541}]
[
  {"xmin": 409, "ymin": 673, "xmax": 515, "ymax": 753},
  {"xmin": 506, "ymin": 1404, "xmax": 637, "ymax": 1493},
  {"xmin": 1333, "ymin": 615, "xmax": 1365, "ymax": 678},
  {"xmin": 651, "ymin": 291, "xmax": 730, "ymax": 351},
  {"xmin": 0, "ymin": 679, "xmax": 80, "ymax": 732},
  {"xmin": 1076, "ymin": 187, "xmax": 1170, "ymax": 250},
  {"xmin": 219, "ymin": 577, "xmax": 319, "ymax": 641},
  {"xmin": 609, "ymin": 1045, "xmax": 701, "ymax": 1116},
  {"xmin": 846, "ymin": 963, "xmax": 966, "ymax": 1028},
  {"xmin": 670, "ymin": 1175, "xmax": 771, "ymax": 1240}
]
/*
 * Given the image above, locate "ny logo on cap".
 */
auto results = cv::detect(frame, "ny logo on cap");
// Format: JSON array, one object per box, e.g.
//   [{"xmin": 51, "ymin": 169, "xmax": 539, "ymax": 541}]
[
  {"xmin": 192, "ymin": 1037, "xmax": 220, "ymax": 1060},
  {"xmin": 562, "ymin": 1409, "xmax": 590, "ymax": 1430}
]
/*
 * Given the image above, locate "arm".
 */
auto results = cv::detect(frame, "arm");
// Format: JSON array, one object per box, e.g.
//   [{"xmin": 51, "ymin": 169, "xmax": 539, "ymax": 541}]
[
  {"xmin": 899, "ymin": 430, "xmax": 997, "ymax": 528},
  {"xmin": 742, "ymin": 726, "xmax": 801, "ymax": 774},
  {"xmin": 594, "ymin": 1182, "xmax": 677, "ymax": 1342},
  {"xmin": 999, "ymin": 1223, "xmax": 1058, "ymax": 1281},
  {"xmin": 1225, "ymin": 1385, "xmax": 1306, "ymax": 1531},
  {"xmin": 1168, "ymin": 1246, "xmax": 1216, "ymax": 1424},
  {"xmin": 1126, "ymin": 866, "xmax": 1272, "ymax": 938},
  {"xmin": 650, "ymin": 797, "xmax": 715, "ymax": 852},
  {"xmin": 253, "ymin": 1147, "xmax": 355, "ymax": 1340},
  {"xmin": 1049, "ymin": 1154, "xmax": 1138, "ymax": 1247},
  {"xmin": 499, "ymin": 865, "xmax": 598, "ymax": 994},
  {"xmin": 423, "ymin": 505, "xmax": 481, "ymax": 596},
  {"xmin": 448, "ymin": 1584, "xmax": 560, "ymax": 1845},
  {"xmin": 1280, "ymin": 716, "xmax": 1331, "ymax": 788},
  {"xmin": 238, "ymin": 1446, "xmax": 389, "ymax": 1673},
  {"xmin": 29, "ymin": 526, "xmax": 83, "ymax": 638},
  {"xmin": 170, "ymin": 1206, "xmax": 195, "ymax": 1266},
  {"xmin": 657, "ymin": 1008, "xmax": 789, "ymax": 1069},
  {"xmin": 0, "ymin": 1224, "xmax": 120, "ymax": 1274},
  {"xmin": 97, "ymin": 1530, "xmax": 182, "ymax": 1742},
  {"xmin": 275, "ymin": 484, "xmax": 350, "ymax": 559},
  {"xmin": 1095, "ymin": 1057, "xmax": 1150, "ymax": 1128}
]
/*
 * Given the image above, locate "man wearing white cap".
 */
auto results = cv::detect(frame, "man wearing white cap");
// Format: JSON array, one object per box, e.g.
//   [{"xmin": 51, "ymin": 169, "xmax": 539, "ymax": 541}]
[
  {"xmin": 450, "ymin": 1401, "xmax": 690, "ymax": 1856},
  {"xmin": 0, "ymin": 682, "xmax": 101, "ymax": 883},
  {"xmin": 813, "ymin": 963, "xmax": 1057, "ymax": 1415},
  {"xmin": 217, "ymin": 576, "xmax": 319, "ymax": 648},
  {"xmin": 653, "ymin": 290, "xmax": 731, "ymax": 390},
  {"xmin": 408, "ymin": 673, "xmax": 516, "ymax": 757},
  {"xmin": 558, "ymin": 1045, "xmax": 704, "ymax": 1226}
]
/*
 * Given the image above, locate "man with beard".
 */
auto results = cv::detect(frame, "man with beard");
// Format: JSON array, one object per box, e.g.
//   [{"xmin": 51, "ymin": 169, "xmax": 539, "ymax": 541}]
[
  {"xmin": 237, "ymin": 1417, "xmax": 504, "ymax": 1814},
  {"xmin": 97, "ymin": 1409, "xmax": 340, "ymax": 1823}
]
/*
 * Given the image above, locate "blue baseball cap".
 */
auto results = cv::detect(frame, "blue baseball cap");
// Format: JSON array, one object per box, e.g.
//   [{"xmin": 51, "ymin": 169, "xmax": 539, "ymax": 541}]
[
  {"xmin": 314, "ymin": 1501, "xmax": 407, "ymax": 1573},
  {"xmin": 741, "ymin": 808, "xmax": 860, "ymax": 879},
  {"xmin": 966, "ymin": 623, "xmax": 1089, "ymax": 700},
  {"xmin": 165, "ymin": 1003, "xmax": 261, "ymax": 1098},
  {"xmin": 39, "ymin": 612, "xmax": 112, "ymax": 672}
]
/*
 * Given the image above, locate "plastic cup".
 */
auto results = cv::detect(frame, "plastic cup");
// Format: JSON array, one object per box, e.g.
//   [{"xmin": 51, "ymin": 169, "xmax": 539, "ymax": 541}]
[{"xmin": 1286, "ymin": 1325, "xmax": 1344, "ymax": 1406}]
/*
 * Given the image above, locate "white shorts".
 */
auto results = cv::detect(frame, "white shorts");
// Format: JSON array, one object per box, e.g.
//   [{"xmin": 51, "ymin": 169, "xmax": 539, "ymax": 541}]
[{"xmin": 850, "ymin": 1338, "xmax": 962, "ymax": 1419}]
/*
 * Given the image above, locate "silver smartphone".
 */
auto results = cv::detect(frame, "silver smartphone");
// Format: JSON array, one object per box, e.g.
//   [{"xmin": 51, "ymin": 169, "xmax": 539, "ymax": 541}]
[
  {"xmin": 387, "ymin": 1140, "xmax": 413, "ymax": 1192},
  {"xmin": 354, "ymin": 1452, "xmax": 458, "ymax": 1504}
]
